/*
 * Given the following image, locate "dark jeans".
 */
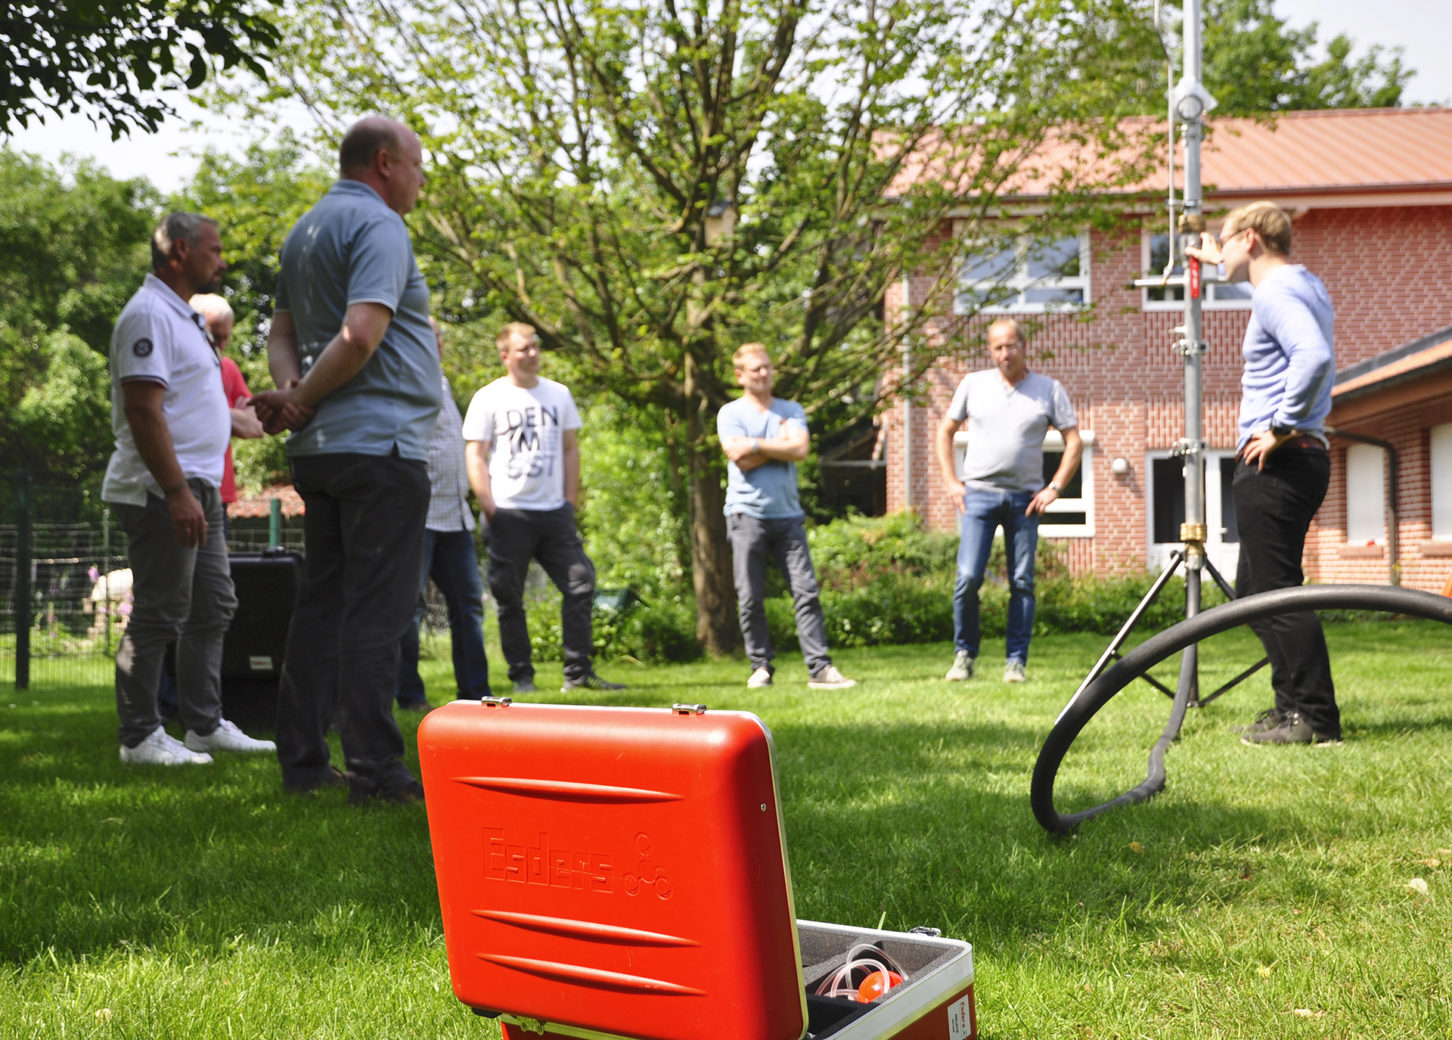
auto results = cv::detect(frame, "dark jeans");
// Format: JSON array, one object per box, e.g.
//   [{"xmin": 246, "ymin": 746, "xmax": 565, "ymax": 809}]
[
  {"xmin": 397, "ymin": 528, "xmax": 491, "ymax": 703},
  {"xmin": 953, "ymin": 487, "xmax": 1039, "ymax": 664},
  {"xmin": 275, "ymin": 452, "xmax": 429, "ymax": 794},
  {"xmin": 1233, "ymin": 448, "xmax": 1339, "ymax": 739},
  {"xmin": 487, "ymin": 505, "xmax": 596, "ymax": 684},
  {"xmin": 726, "ymin": 512, "xmax": 831, "ymax": 675},
  {"xmin": 113, "ymin": 480, "xmax": 236, "ymax": 746}
]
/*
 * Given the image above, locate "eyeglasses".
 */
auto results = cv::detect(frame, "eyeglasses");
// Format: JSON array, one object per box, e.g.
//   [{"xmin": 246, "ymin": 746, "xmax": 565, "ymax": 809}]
[
  {"xmin": 1217, "ymin": 227, "xmax": 1252, "ymax": 250},
  {"xmin": 738, "ymin": 363, "xmax": 772, "ymax": 374}
]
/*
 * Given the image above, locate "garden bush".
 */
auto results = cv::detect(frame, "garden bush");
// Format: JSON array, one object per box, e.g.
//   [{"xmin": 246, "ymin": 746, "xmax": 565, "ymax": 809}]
[{"xmin": 523, "ymin": 511, "xmax": 1235, "ymax": 664}]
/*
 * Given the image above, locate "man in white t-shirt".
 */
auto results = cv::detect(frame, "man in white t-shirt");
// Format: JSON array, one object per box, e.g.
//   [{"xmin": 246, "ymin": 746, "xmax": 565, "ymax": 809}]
[
  {"xmin": 103, "ymin": 212, "xmax": 274, "ymax": 766},
  {"xmin": 462, "ymin": 322, "xmax": 624, "ymax": 694}
]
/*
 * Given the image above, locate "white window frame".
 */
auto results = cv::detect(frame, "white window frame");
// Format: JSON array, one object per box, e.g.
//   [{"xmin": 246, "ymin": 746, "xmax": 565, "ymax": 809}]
[
  {"xmin": 1344, "ymin": 443, "xmax": 1386, "ymax": 546},
  {"xmin": 1140, "ymin": 229, "xmax": 1254, "ymax": 312},
  {"xmin": 1145, "ymin": 449, "xmax": 1241, "ymax": 577},
  {"xmin": 1431, "ymin": 424, "xmax": 1452, "ymax": 540},
  {"xmin": 954, "ymin": 231, "xmax": 1091, "ymax": 315},
  {"xmin": 951, "ymin": 429, "xmax": 1095, "ymax": 538}
]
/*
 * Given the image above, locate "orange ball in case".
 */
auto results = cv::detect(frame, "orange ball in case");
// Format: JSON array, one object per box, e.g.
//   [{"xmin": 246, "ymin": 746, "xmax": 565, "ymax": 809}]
[{"xmin": 856, "ymin": 970, "xmax": 903, "ymax": 1003}]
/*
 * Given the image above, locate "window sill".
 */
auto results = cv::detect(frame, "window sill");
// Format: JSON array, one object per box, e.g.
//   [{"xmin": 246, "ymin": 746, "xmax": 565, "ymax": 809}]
[
  {"xmin": 1339, "ymin": 544, "xmax": 1384, "ymax": 559},
  {"xmin": 1419, "ymin": 540, "xmax": 1452, "ymax": 557}
]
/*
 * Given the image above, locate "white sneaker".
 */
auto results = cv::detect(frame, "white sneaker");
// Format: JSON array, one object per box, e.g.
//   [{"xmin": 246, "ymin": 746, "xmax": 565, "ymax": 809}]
[
  {"xmin": 185, "ymin": 718, "xmax": 276, "ymax": 754},
  {"xmin": 121, "ymin": 726, "xmax": 213, "ymax": 766},
  {"xmin": 945, "ymin": 651, "xmax": 975, "ymax": 681},
  {"xmin": 747, "ymin": 666, "xmax": 774, "ymax": 688},
  {"xmin": 1003, "ymin": 659, "xmax": 1027, "ymax": 683},
  {"xmin": 808, "ymin": 665, "xmax": 857, "ymax": 689}
]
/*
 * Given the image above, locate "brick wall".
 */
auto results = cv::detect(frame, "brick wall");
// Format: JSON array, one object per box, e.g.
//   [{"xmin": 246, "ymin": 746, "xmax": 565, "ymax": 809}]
[{"xmin": 884, "ymin": 202, "xmax": 1452, "ymax": 588}]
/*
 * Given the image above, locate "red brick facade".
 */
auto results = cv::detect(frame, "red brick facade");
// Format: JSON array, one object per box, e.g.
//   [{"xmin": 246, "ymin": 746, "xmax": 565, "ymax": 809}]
[{"xmin": 883, "ymin": 202, "xmax": 1452, "ymax": 592}]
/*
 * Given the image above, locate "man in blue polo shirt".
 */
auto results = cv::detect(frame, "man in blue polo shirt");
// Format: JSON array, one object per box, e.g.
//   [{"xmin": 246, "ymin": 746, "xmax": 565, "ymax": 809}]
[
  {"xmin": 251, "ymin": 117, "xmax": 441, "ymax": 803},
  {"xmin": 718, "ymin": 343, "xmax": 855, "ymax": 690}
]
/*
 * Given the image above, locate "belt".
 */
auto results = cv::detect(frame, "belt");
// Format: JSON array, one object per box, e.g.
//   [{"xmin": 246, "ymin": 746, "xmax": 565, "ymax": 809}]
[{"xmin": 1280, "ymin": 435, "xmax": 1328, "ymax": 453}]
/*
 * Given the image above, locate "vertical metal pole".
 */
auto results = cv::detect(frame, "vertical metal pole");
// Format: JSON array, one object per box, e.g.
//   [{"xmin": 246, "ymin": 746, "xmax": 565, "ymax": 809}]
[
  {"xmin": 15, "ymin": 470, "xmax": 32, "ymax": 690},
  {"xmin": 269, "ymin": 497, "xmax": 282, "ymax": 549},
  {"xmin": 1175, "ymin": 0, "xmax": 1212, "ymax": 704}
]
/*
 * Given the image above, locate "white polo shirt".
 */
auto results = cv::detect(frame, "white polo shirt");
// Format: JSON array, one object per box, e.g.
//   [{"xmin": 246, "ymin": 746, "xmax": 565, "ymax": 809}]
[{"xmin": 102, "ymin": 274, "xmax": 230, "ymax": 506}]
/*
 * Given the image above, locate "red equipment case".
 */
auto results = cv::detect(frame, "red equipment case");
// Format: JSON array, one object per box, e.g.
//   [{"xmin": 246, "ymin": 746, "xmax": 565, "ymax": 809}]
[{"xmin": 418, "ymin": 700, "xmax": 976, "ymax": 1040}]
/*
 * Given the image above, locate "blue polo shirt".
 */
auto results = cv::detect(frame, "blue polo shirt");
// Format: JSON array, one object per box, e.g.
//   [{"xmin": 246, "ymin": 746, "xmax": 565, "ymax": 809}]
[{"xmin": 276, "ymin": 179, "xmax": 440, "ymax": 460}]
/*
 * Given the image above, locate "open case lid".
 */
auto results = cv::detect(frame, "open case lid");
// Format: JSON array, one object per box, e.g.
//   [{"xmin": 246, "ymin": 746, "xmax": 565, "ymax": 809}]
[{"xmin": 419, "ymin": 701, "xmax": 807, "ymax": 1040}]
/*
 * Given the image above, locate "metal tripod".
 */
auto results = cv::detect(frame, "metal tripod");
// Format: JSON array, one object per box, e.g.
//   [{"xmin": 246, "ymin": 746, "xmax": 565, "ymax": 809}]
[{"xmin": 1072, "ymin": 0, "xmax": 1267, "ymax": 711}]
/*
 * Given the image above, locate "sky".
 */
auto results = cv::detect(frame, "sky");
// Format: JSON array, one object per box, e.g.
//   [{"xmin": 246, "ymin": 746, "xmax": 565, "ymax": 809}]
[{"xmin": 3, "ymin": 0, "xmax": 1450, "ymax": 195}]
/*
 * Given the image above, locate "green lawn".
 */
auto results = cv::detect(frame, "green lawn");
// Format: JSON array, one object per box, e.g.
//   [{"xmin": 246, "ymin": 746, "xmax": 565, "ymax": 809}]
[{"xmin": 2, "ymin": 621, "xmax": 1449, "ymax": 1039}]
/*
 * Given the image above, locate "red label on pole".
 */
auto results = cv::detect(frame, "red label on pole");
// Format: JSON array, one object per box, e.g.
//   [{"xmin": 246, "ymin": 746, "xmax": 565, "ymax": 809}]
[{"xmin": 1188, "ymin": 256, "xmax": 1201, "ymax": 300}]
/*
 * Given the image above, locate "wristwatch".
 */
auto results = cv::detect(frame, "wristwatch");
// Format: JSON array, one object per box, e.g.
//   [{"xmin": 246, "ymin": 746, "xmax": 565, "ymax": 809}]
[
  {"xmin": 1271, "ymin": 423, "xmax": 1294, "ymax": 438},
  {"xmin": 1048, "ymin": 481, "xmax": 1060, "ymax": 493},
  {"xmin": 752, "ymin": 438, "xmax": 761, "ymax": 454}
]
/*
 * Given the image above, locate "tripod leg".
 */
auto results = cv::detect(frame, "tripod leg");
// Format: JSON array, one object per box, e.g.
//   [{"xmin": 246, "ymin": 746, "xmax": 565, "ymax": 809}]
[{"xmin": 1069, "ymin": 551, "xmax": 1185, "ymax": 703}]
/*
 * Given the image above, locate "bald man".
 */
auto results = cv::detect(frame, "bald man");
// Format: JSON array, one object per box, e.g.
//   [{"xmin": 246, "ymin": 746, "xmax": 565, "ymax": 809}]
[{"xmin": 253, "ymin": 116, "xmax": 441, "ymax": 804}]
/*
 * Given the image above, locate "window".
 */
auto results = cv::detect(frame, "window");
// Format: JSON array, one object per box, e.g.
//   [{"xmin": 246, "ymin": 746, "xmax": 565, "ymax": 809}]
[
  {"xmin": 955, "ymin": 232, "xmax": 1090, "ymax": 314},
  {"xmin": 1141, "ymin": 231, "xmax": 1253, "ymax": 310},
  {"xmin": 1345, "ymin": 444, "xmax": 1385, "ymax": 545},
  {"xmin": 951, "ymin": 430, "xmax": 1094, "ymax": 537},
  {"xmin": 1431, "ymin": 424, "xmax": 1452, "ymax": 540},
  {"xmin": 1146, "ymin": 451, "xmax": 1240, "ymax": 579}
]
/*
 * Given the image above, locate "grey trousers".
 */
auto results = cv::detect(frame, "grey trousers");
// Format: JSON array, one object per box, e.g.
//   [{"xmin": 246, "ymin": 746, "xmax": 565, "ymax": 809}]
[
  {"xmin": 726, "ymin": 512, "xmax": 831, "ymax": 675},
  {"xmin": 113, "ymin": 481, "xmax": 237, "ymax": 747}
]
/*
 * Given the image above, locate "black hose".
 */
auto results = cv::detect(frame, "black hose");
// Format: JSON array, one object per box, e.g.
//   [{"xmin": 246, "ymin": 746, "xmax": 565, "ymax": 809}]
[{"xmin": 1031, "ymin": 584, "xmax": 1452, "ymax": 835}]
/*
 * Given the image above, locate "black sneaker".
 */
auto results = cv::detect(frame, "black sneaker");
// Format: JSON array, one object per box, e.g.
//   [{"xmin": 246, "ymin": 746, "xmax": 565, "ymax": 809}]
[
  {"xmin": 512, "ymin": 679, "xmax": 536, "ymax": 694},
  {"xmin": 1241, "ymin": 711, "xmax": 1342, "ymax": 747},
  {"xmin": 561, "ymin": 673, "xmax": 627, "ymax": 692},
  {"xmin": 1231, "ymin": 707, "xmax": 1286, "ymax": 735},
  {"xmin": 349, "ymin": 778, "xmax": 425, "ymax": 806},
  {"xmin": 285, "ymin": 765, "xmax": 351, "ymax": 797}
]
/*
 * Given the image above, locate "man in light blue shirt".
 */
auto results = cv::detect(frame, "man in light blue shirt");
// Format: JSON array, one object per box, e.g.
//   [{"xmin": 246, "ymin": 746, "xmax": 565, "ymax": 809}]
[
  {"xmin": 718, "ymin": 343, "xmax": 855, "ymax": 690},
  {"xmin": 252, "ymin": 117, "xmax": 442, "ymax": 803},
  {"xmin": 1188, "ymin": 201, "xmax": 1339, "ymax": 746}
]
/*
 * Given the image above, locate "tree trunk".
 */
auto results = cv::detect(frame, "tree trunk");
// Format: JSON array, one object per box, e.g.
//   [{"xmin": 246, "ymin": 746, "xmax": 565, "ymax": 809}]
[
  {"xmin": 682, "ymin": 349, "xmax": 739, "ymax": 657},
  {"xmin": 688, "ymin": 442, "xmax": 738, "ymax": 656}
]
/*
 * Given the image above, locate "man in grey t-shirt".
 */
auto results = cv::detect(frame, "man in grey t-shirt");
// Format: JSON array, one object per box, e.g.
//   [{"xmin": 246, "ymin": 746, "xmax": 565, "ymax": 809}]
[
  {"xmin": 251, "ymin": 117, "xmax": 441, "ymax": 805},
  {"xmin": 934, "ymin": 319, "xmax": 1081, "ymax": 684}
]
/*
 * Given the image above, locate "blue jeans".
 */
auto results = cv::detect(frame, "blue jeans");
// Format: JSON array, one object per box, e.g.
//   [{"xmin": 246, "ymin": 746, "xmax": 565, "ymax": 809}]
[
  {"xmin": 397, "ymin": 528, "xmax": 491, "ymax": 703},
  {"xmin": 953, "ymin": 487, "xmax": 1039, "ymax": 665}
]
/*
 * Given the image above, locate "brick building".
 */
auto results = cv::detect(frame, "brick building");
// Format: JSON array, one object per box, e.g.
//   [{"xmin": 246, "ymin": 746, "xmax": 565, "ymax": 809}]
[{"xmin": 881, "ymin": 107, "xmax": 1452, "ymax": 592}]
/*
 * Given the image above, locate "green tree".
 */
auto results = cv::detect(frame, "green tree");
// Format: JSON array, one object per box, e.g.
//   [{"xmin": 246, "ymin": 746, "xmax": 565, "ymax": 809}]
[
  {"xmin": 1156, "ymin": 0, "xmax": 1412, "ymax": 114},
  {"xmin": 0, "ymin": 150, "xmax": 158, "ymax": 482},
  {"xmin": 214, "ymin": 0, "xmax": 1164, "ymax": 652},
  {"xmin": 0, "ymin": 0, "xmax": 280, "ymax": 138}
]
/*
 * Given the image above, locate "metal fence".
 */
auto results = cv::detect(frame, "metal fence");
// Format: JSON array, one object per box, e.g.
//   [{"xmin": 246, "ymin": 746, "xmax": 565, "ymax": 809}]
[{"xmin": 2, "ymin": 472, "xmax": 306, "ymax": 690}]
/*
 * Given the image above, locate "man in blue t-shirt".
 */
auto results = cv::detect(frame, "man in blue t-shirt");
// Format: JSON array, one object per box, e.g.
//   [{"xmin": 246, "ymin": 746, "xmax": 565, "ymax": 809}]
[
  {"xmin": 251, "ymin": 117, "xmax": 442, "ymax": 803},
  {"xmin": 935, "ymin": 319, "xmax": 1081, "ymax": 685},
  {"xmin": 718, "ymin": 343, "xmax": 855, "ymax": 690},
  {"xmin": 1188, "ymin": 201, "xmax": 1339, "ymax": 746}
]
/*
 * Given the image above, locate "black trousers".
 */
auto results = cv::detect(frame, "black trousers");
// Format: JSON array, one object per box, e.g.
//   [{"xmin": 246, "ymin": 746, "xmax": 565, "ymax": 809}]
[
  {"xmin": 487, "ymin": 504, "xmax": 596, "ymax": 684},
  {"xmin": 1232, "ymin": 447, "xmax": 1339, "ymax": 739},
  {"xmin": 275, "ymin": 452, "xmax": 429, "ymax": 794}
]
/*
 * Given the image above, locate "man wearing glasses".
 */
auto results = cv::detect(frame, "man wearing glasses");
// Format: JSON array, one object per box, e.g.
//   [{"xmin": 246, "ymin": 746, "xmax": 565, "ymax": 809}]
[
  {"xmin": 1187, "ymin": 201, "xmax": 1340, "ymax": 746},
  {"xmin": 718, "ymin": 343, "xmax": 856, "ymax": 690}
]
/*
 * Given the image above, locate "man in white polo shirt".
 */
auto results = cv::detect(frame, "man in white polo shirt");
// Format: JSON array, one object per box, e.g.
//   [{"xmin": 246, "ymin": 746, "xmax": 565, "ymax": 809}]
[{"xmin": 103, "ymin": 212, "xmax": 274, "ymax": 766}]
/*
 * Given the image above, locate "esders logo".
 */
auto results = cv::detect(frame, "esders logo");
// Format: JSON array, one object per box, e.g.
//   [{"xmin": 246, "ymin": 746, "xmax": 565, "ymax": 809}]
[{"xmin": 482, "ymin": 828, "xmax": 672, "ymax": 900}]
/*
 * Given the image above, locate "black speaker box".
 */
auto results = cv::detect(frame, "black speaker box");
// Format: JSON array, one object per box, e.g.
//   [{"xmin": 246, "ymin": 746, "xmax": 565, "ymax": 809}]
[{"xmin": 220, "ymin": 547, "xmax": 302, "ymax": 732}]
